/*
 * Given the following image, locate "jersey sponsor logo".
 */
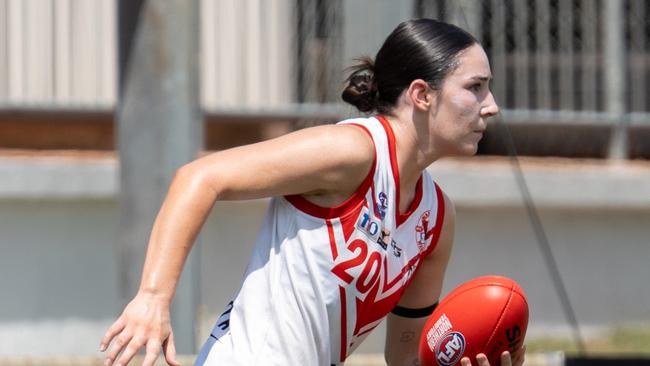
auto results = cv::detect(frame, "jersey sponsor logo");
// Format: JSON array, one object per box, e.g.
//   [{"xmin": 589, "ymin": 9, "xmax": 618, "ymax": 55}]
[
  {"xmin": 415, "ymin": 210, "xmax": 431, "ymax": 252},
  {"xmin": 377, "ymin": 228, "xmax": 390, "ymax": 250},
  {"xmin": 435, "ymin": 331, "xmax": 466, "ymax": 366},
  {"xmin": 358, "ymin": 207, "xmax": 392, "ymax": 251},
  {"xmin": 375, "ymin": 192, "xmax": 388, "ymax": 219},
  {"xmin": 211, "ymin": 300, "xmax": 234, "ymax": 340},
  {"xmin": 357, "ymin": 208, "xmax": 382, "ymax": 246},
  {"xmin": 390, "ymin": 240, "xmax": 402, "ymax": 257}
]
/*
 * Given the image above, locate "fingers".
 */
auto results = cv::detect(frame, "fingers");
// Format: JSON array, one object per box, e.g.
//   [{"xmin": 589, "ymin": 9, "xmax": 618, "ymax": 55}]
[
  {"xmin": 163, "ymin": 330, "xmax": 181, "ymax": 366},
  {"xmin": 461, "ymin": 357, "xmax": 473, "ymax": 366},
  {"xmin": 142, "ymin": 339, "xmax": 163, "ymax": 366},
  {"xmin": 104, "ymin": 330, "xmax": 133, "ymax": 366},
  {"xmin": 100, "ymin": 318, "xmax": 126, "ymax": 352},
  {"xmin": 476, "ymin": 354, "xmax": 490, "ymax": 366},
  {"xmin": 113, "ymin": 335, "xmax": 147, "ymax": 366},
  {"xmin": 461, "ymin": 354, "xmax": 490, "ymax": 366},
  {"xmin": 462, "ymin": 349, "xmax": 525, "ymax": 366},
  {"xmin": 500, "ymin": 351, "xmax": 513, "ymax": 366},
  {"xmin": 104, "ymin": 333, "xmax": 169, "ymax": 366},
  {"xmin": 511, "ymin": 345, "xmax": 527, "ymax": 366}
]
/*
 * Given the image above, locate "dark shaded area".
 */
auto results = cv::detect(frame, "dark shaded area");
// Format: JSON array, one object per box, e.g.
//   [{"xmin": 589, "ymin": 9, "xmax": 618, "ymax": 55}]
[
  {"xmin": 478, "ymin": 123, "xmax": 612, "ymax": 158},
  {"xmin": 117, "ymin": 0, "xmax": 145, "ymax": 96},
  {"xmin": 0, "ymin": 110, "xmax": 114, "ymax": 150},
  {"xmin": 629, "ymin": 126, "xmax": 650, "ymax": 160}
]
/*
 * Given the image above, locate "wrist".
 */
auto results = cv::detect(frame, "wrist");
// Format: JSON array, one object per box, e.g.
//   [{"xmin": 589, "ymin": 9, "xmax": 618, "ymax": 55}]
[{"xmin": 137, "ymin": 286, "xmax": 174, "ymax": 304}]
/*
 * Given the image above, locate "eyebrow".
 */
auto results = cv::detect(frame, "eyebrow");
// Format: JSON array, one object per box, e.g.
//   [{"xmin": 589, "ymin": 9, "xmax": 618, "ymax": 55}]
[{"xmin": 469, "ymin": 75, "xmax": 492, "ymax": 82}]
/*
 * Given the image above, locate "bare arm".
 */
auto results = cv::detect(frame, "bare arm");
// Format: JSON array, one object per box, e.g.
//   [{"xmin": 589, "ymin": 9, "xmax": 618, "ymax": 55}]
[
  {"xmin": 385, "ymin": 192, "xmax": 455, "ymax": 366},
  {"xmin": 100, "ymin": 124, "xmax": 374, "ymax": 366}
]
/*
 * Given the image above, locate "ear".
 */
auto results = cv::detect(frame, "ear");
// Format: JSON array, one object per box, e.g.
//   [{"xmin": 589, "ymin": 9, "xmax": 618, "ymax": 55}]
[{"xmin": 406, "ymin": 79, "xmax": 433, "ymax": 112}]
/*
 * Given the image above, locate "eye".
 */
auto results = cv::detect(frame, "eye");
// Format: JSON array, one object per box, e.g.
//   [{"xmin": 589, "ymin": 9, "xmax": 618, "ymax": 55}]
[{"xmin": 469, "ymin": 83, "xmax": 482, "ymax": 92}]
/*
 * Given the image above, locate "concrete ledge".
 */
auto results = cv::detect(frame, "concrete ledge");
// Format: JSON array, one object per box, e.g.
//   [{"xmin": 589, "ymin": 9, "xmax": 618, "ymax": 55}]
[
  {"xmin": 0, "ymin": 151, "xmax": 116, "ymax": 200},
  {"xmin": 428, "ymin": 156, "xmax": 650, "ymax": 209},
  {"xmin": 0, "ymin": 353, "xmax": 565, "ymax": 366},
  {"xmin": 1, "ymin": 151, "xmax": 649, "ymax": 209}
]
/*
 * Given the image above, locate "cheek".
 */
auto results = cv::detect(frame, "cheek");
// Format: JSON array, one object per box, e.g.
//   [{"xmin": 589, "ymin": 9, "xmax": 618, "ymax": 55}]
[{"xmin": 448, "ymin": 94, "xmax": 479, "ymax": 120}]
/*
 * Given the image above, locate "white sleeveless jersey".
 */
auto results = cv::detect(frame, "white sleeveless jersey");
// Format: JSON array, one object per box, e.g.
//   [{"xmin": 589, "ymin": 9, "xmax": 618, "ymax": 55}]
[{"xmin": 195, "ymin": 116, "xmax": 445, "ymax": 366}]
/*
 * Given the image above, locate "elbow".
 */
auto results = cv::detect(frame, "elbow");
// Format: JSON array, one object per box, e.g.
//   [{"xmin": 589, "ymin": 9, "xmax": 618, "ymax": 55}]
[
  {"xmin": 173, "ymin": 162, "xmax": 201, "ymax": 184},
  {"xmin": 173, "ymin": 161, "xmax": 222, "ymax": 199}
]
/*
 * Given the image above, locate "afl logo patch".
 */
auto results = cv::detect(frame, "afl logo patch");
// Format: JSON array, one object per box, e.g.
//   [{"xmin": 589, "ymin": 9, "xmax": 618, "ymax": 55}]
[{"xmin": 435, "ymin": 331, "xmax": 465, "ymax": 366}]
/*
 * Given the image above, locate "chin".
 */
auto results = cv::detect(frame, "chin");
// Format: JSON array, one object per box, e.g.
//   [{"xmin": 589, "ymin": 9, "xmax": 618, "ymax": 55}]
[
  {"xmin": 457, "ymin": 143, "xmax": 479, "ymax": 156},
  {"xmin": 439, "ymin": 140, "xmax": 479, "ymax": 157},
  {"xmin": 444, "ymin": 148, "xmax": 478, "ymax": 158}
]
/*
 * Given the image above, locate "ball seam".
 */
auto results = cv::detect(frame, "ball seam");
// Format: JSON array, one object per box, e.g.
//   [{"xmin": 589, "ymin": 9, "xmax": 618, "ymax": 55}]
[{"xmin": 481, "ymin": 282, "xmax": 515, "ymax": 357}]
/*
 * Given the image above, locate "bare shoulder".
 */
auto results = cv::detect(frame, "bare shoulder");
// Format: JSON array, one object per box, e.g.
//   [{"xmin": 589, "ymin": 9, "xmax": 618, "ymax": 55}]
[
  {"xmin": 292, "ymin": 123, "xmax": 376, "ymax": 199},
  {"xmin": 182, "ymin": 121, "xmax": 376, "ymax": 201},
  {"xmin": 302, "ymin": 123, "xmax": 375, "ymax": 163},
  {"xmin": 335, "ymin": 123, "xmax": 375, "ymax": 164}
]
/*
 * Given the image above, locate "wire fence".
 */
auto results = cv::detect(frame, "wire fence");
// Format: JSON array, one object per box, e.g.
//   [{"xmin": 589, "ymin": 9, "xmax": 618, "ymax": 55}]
[
  {"xmin": 0, "ymin": 0, "xmax": 648, "ymax": 115},
  {"xmin": 0, "ymin": 0, "xmax": 116, "ymax": 109}
]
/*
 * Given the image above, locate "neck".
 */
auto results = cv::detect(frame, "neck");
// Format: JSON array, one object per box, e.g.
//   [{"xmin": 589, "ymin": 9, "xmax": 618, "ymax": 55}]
[{"xmin": 384, "ymin": 109, "xmax": 441, "ymax": 186}]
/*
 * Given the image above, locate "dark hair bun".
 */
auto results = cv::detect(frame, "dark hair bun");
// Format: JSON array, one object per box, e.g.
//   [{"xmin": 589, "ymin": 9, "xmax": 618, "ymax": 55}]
[
  {"xmin": 341, "ymin": 57, "xmax": 379, "ymax": 113},
  {"xmin": 342, "ymin": 19, "xmax": 477, "ymax": 115}
]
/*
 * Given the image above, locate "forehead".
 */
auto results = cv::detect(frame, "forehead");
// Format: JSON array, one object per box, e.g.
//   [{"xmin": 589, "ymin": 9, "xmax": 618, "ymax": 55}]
[{"xmin": 447, "ymin": 44, "xmax": 492, "ymax": 80}]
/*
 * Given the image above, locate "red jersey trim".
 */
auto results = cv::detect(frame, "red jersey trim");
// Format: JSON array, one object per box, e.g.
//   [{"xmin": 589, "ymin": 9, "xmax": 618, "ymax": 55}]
[
  {"xmin": 375, "ymin": 115, "xmax": 424, "ymax": 227},
  {"xmin": 338, "ymin": 285, "xmax": 348, "ymax": 362},
  {"xmin": 326, "ymin": 219, "xmax": 338, "ymax": 260},
  {"xmin": 285, "ymin": 124, "xmax": 376, "ymax": 219}
]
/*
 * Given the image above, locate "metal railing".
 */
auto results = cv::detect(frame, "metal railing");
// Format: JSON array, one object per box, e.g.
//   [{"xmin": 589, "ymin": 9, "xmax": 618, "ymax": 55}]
[{"xmin": 0, "ymin": 0, "xmax": 648, "ymax": 116}]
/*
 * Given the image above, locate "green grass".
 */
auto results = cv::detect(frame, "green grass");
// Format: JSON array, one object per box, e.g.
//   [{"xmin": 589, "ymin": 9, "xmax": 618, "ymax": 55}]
[{"xmin": 526, "ymin": 324, "xmax": 650, "ymax": 356}]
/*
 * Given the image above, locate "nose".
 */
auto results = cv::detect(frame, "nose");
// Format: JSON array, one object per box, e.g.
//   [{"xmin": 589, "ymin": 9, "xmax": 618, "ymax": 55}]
[{"xmin": 480, "ymin": 91, "xmax": 499, "ymax": 117}]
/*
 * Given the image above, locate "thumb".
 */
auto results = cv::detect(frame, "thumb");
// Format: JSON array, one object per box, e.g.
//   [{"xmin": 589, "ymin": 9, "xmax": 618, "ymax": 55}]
[{"xmin": 163, "ymin": 330, "xmax": 181, "ymax": 366}]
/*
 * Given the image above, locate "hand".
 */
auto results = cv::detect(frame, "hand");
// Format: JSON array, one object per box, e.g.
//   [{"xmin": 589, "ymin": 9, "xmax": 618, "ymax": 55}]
[
  {"xmin": 99, "ymin": 292, "xmax": 180, "ymax": 366},
  {"xmin": 460, "ymin": 345, "xmax": 526, "ymax": 366}
]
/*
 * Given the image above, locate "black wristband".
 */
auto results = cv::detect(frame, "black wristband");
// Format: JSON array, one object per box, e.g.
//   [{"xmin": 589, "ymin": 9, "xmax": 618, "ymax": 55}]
[{"xmin": 391, "ymin": 301, "xmax": 439, "ymax": 318}]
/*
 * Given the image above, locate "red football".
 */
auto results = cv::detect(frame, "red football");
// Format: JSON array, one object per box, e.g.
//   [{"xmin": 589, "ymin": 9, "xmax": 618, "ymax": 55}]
[{"xmin": 419, "ymin": 275, "xmax": 529, "ymax": 366}]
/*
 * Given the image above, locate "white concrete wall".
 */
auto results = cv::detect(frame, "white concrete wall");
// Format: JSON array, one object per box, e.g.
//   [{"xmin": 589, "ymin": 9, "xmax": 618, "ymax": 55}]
[{"xmin": 1, "ymin": 154, "xmax": 649, "ymax": 356}]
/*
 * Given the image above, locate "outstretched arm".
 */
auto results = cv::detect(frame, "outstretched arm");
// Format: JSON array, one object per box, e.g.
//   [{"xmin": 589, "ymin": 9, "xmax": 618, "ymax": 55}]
[
  {"xmin": 385, "ymin": 192, "xmax": 455, "ymax": 366},
  {"xmin": 100, "ymin": 124, "xmax": 375, "ymax": 366}
]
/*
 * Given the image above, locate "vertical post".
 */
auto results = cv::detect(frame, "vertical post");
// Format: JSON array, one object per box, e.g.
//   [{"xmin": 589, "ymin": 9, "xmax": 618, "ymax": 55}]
[
  {"xmin": 490, "ymin": 0, "xmax": 507, "ymax": 108},
  {"xmin": 604, "ymin": 0, "xmax": 628, "ymax": 159},
  {"xmin": 414, "ymin": 0, "xmax": 438, "ymax": 19},
  {"xmin": 535, "ymin": 0, "xmax": 552, "ymax": 110},
  {"xmin": 452, "ymin": 0, "xmax": 480, "ymax": 40},
  {"xmin": 558, "ymin": 0, "xmax": 574, "ymax": 110},
  {"xmin": 581, "ymin": 0, "xmax": 598, "ymax": 112},
  {"xmin": 117, "ymin": 0, "xmax": 202, "ymax": 354},
  {"xmin": 629, "ymin": 0, "xmax": 646, "ymax": 112},
  {"xmin": 513, "ymin": 0, "xmax": 529, "ymax": 109}
]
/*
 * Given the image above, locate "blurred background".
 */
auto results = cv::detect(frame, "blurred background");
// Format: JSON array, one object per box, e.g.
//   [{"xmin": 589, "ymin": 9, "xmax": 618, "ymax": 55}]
[{"xmin": 0, "ymin": 0, "xmax": 648, "ymax": 365}]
